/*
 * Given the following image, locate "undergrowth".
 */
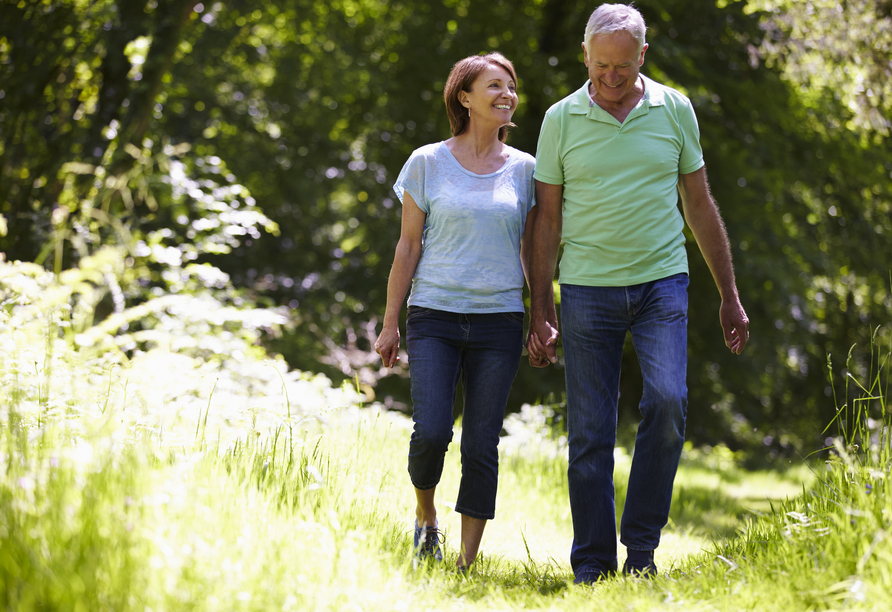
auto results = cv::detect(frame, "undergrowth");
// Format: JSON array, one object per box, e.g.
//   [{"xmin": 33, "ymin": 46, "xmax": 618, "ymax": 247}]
[{"xmin": 2, "ymin": 260, "xmax": 891, "ymax": 610}]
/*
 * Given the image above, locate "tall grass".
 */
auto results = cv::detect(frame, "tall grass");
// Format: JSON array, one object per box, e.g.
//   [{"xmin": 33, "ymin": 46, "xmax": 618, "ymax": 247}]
[
  {"xmin": 653, "ymin": 329, "xmax": 892, "ymax": 611},
  {"xmin": 2, "ymin": 260, "xmax": 891, "ymax": 610}
]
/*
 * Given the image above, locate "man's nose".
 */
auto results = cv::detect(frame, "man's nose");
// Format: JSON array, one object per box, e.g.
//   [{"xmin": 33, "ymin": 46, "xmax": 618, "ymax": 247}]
[{"xmin": 605, "ymin": 69, "xmax": 625, "ymax": 85}]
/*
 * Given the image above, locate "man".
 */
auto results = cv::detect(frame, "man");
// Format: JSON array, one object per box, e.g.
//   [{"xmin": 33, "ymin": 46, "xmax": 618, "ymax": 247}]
[{"xmin": 527, "ymin": 3, "xmax": 749, "ymax": 584}]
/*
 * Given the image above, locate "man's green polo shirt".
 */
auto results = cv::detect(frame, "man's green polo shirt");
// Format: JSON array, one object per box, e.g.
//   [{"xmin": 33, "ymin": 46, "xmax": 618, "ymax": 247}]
[{"xmin": 534, "ymin": 75, "xmax": 705, "ymax": 287}]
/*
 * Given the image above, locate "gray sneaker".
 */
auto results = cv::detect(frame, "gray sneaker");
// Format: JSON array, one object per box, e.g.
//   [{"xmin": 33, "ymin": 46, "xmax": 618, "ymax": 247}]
[{"xmin": 413, "ymin": 520, "xmax": 444, "ymax": 562}]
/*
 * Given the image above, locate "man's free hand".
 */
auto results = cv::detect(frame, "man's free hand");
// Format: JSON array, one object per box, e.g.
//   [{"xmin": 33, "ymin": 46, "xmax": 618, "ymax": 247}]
[{"xmin": 720, "ymin": 298, "xmax": 749, "ymax": 355}]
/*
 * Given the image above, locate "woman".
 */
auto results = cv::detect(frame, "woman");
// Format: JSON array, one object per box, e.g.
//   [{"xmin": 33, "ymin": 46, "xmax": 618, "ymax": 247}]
[{"xmin": 374, "ymin": 52, "xmax": 538, "ymax": 571}]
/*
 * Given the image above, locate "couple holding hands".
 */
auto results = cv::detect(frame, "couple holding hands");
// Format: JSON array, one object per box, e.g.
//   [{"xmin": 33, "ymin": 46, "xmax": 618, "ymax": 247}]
[{"xmin": 374, "ymin": 3, "xmax": 749, "ymax": 584}]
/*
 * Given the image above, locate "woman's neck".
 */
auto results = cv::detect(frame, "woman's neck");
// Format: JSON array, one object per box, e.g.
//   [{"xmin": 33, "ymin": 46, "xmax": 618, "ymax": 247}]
[
  {"xmin": 446, "ymin": 129, "xmax": 509, "ymax": 174},
  {"xmin": 448, "ymin": 120, "xmax": 506, "ymax": 156}
]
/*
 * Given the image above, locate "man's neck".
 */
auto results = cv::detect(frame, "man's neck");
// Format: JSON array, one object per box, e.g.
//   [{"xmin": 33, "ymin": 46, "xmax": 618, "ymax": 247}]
[{"xmin": 589, "ymin": 76, "xmax": 645, "ymax": 124}]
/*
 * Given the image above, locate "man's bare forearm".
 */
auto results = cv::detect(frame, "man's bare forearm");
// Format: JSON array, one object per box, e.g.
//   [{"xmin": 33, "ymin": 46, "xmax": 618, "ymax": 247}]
[
  {"xmin": 678, "ymin": 168, "xmax": 738, "ymax": 301},
  {"xmin": 531, "ymin": 180, "xmax": 563, "ymax": 323}
]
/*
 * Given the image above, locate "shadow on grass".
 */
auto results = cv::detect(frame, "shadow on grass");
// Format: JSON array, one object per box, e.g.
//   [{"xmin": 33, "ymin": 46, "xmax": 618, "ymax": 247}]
[
  {"xmin": 444, "ymin": 560, "xmax": 575, "ymax": 601},
  {"xmin": 666, "ymin": 484, "xmax": 773, "ymax": 540},
  {"xmin": 388, "ymin": 449, "xmax": 814, "ymax": 599},
  {"xmin": 613, "ymin": 451, "xmax": 813, "ymax": 540},
  {"xmin": 390, "ymin": 526, "xmax": 576, "ymax": 597}
]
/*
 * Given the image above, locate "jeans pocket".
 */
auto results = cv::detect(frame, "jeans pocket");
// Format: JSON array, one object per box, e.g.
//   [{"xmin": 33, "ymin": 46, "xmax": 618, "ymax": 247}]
[
  {"xmin": 499, "ymin": 311, "xmax": 525, "ymax": 326},
  {"xmin": 407, "ymin": 306, "xmax": 438, "ymax": 322}
]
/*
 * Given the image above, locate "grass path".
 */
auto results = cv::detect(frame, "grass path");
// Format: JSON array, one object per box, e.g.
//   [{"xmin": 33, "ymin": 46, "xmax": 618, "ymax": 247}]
[
  {"xmin": 3, "ymin": 366, "xmax": 888, "ymax": 611},
  {"xmin": 313, "ymin": 407, "xmax": 813, "ymax": 580},
  {"xmin": 3, "ymin": 261, "xmax": 889, "ymax": 610}
]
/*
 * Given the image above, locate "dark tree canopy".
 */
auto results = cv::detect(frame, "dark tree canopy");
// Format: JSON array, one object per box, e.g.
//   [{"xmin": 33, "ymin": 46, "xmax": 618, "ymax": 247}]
[{"xmin": 1, "ymin": 0, "xmax": 890, "ymax": 459}]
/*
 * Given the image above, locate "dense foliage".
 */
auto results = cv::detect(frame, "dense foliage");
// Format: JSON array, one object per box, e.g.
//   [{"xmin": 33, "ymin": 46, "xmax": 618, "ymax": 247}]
[{"xmin": 1, "ymin": 0, "xmax": 890, "ymax": 456}]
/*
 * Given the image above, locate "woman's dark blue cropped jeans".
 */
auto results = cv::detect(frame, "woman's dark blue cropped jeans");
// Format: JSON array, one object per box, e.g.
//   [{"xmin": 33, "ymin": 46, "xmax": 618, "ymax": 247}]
[{"xmin": 405, "ymin": 306, "xmax": 524, "ymax": 520}]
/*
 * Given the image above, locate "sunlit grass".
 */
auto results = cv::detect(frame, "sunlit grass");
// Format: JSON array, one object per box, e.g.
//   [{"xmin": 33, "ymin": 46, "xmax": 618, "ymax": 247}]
[{"xmin": 3, "ymin": 261, "xmax": 892, "ymax": 610}]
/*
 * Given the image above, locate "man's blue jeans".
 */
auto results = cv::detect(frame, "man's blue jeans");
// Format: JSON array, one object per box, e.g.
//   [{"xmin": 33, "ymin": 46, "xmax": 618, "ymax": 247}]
[
  {"xmin": 560, "ymin": 274, "xmax": 689, "ymax": 580},
  {"xmin": 405, "ymin": 306, "xmax": 524, "ymax": 520}
]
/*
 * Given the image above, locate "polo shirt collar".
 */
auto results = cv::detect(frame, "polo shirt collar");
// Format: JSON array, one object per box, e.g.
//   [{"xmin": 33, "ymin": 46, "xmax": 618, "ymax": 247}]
[
  {"xmin": 569, "ymin": 82, "xmax": 595, "ymax": 115},
  {"xmin": 569, "ymin": 74, "xmax": 666, "ymax": 120},
  {"xmin": 640, "ymin": 75, "xmax": 666, "ymax": 107}
]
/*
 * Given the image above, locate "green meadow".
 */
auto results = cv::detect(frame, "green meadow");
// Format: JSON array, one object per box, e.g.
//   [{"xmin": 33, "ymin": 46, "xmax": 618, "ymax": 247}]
[{"xmin": 2, "ymin": 261, "xmax": 891, "ymax": 611}]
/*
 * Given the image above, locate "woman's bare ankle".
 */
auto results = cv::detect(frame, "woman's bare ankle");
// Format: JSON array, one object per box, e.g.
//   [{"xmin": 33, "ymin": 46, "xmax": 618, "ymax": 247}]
[{"xmin": 415, "ymin": 510, "xmax": 437, "ymax": 528}]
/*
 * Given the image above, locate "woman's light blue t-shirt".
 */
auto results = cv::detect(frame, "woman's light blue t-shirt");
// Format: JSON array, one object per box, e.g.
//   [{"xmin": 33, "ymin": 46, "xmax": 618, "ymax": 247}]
[{"xmin": 393, "ymin": 141, "xmax": 536, "ymax": 313}]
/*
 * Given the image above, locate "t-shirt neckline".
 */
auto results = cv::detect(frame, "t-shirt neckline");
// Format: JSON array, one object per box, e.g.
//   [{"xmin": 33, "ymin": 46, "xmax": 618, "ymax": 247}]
[{"xmin": 440, "ymin": 142, "xmax": 513, "ymax": 178}]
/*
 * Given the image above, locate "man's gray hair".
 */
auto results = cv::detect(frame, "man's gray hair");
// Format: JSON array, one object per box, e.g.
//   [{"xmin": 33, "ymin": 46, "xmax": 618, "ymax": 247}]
[{"xmin": 584, "ymin": 4, "xmax": 647, "ymax": 53}]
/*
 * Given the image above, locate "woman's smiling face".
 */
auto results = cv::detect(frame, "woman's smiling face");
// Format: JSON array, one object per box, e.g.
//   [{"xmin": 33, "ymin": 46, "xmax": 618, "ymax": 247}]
[{"xmin": 461, "ymin": 65, "xmax": 518, "ymax": 126}]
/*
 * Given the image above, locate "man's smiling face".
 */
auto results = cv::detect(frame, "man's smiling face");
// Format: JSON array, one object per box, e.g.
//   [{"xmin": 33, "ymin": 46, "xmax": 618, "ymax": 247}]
[{"xmin": 583, "ymin": 31, "xmax": 647, "ymax": 107}]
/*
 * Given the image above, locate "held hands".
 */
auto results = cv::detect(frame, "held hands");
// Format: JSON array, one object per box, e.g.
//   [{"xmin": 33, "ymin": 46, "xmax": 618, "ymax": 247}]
[
  {"xmin": 720, "ymin": 298, "xmax": 750, "ymax": 355},
  {"xmin": 374, "ymin": 326, "xmax": 401, "ymax": 368},
  {"xmin": 527, "ymin": 317, "xmax": 560, "ymax": 368}
]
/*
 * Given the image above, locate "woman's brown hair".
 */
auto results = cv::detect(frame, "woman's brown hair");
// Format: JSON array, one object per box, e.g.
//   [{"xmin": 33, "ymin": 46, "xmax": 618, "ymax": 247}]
[{"xmin": 443, "ymin": 52, "xmax": 518, "ymax": 143}]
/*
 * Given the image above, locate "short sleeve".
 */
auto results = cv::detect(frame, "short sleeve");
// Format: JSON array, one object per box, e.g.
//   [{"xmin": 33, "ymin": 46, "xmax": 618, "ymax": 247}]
[
  {"xmin": 525, "ymin": 157, "xmax": 537, "ymax": 214},
  {"xmin": 393, "ymin": 149, "xmax": 429, "ymax": 213},
  {"xmin": 533, "ymin": 113, "xmax": 564, "ymax": 185},
  {"xmin": 509, "ymin": 150, "xmax": 537, "ymax": 218},
  {"xmin": 678, "ymin": 99, "xmax": 705, "ymax": 175}
]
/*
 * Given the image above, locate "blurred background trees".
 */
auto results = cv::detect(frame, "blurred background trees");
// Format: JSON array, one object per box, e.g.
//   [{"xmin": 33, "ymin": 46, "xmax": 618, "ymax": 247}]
[{"xmin": 2, "ymin": 0, "xmax": 890, "ymax": 460}]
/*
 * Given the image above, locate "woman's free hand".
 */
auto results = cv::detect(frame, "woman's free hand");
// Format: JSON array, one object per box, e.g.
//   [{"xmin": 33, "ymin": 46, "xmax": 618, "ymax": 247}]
[{"xmin": 374, "ymin": 326, "xmax": 401, "ymax": 368}]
